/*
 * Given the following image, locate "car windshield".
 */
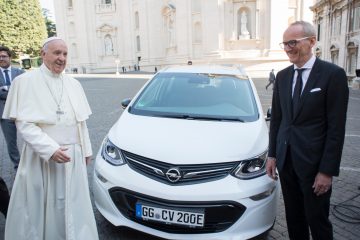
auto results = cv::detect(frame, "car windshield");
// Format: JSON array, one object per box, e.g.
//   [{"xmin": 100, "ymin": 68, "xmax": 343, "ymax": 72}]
[{"xmin": 130, "ymin": 72, "xmax": 259, "ymax": 122}]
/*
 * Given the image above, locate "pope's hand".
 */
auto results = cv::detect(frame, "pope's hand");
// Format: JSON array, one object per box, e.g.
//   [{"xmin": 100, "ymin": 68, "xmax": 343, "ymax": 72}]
[{"xmin": 51, "ymin": 147, "xmax": 70, "ymax": 163}]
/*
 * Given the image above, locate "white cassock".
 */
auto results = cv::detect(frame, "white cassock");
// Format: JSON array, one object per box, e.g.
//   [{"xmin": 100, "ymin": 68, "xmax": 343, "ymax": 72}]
[{"xmin": 3, "ymin": 64, "xmax": 99, "ymax": 240}]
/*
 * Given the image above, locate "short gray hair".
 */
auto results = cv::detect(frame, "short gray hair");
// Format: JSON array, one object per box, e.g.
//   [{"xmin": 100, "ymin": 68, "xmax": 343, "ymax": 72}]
[{"xmin": 290, "ymin": 21, "xmax": 316, "ymax": 37}]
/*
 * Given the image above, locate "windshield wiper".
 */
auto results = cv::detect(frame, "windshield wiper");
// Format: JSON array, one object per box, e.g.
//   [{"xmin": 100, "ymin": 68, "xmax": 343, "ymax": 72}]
[
  {"xmin": 159, "ymin": 114, "xmax": 245, "ymax": 122},
  {"xmin": 189, "ymin": 115, "xmax": 245, "ymax": 122}
]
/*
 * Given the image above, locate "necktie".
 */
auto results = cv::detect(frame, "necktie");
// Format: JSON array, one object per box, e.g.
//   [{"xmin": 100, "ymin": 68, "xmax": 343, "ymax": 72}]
[
  {"xmin": 292, "ymin": 68, "xmax": 303, "ymax": 117},
  {"xmin": 4, "ymin": 69, "xmax": 11, "ymax": 86}
]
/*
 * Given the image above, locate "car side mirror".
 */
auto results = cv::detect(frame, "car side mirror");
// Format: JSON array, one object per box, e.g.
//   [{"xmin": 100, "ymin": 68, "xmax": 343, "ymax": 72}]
[
  {"xmin": 265, "ymin": 107, "xmax": 271, "ymax": 121},
  {"xmin": 121, "ymin": 98, "xmax": 132, "ymax": 109}
]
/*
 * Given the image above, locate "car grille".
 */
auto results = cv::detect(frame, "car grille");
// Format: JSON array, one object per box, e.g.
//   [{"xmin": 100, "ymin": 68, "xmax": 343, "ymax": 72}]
[
  {"xmin": 121, "ymin": 150, "xmax": 239, "ymax": 185},
  {"xmin": 109, "ymin": 187, "xmax": 246, "ymax": 234}
]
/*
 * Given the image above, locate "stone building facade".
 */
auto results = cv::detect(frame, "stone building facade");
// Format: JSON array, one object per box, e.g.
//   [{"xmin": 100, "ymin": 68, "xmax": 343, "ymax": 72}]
[
  {"xmin": 311, "ymin": 0, "xmax": 360, "ymax": 82},
  {"xmin": 54, "ymin": 0, "xmax": 313, "ymax": 75}
]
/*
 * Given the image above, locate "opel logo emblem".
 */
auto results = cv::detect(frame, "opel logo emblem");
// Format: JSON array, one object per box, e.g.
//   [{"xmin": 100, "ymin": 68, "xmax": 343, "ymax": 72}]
[{"xmin": 166, "ymin": 168, "xmax": 181, "ymax": 183}]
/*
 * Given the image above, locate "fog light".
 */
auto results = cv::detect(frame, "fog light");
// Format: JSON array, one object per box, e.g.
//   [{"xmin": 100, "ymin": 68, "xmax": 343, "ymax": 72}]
[
  {"xmin": 250, "ymin": 186, "xmax": 275, "ymax": 201},
  {"xmin": 95, "ymin": 170, "xmax": 108, "ymax": 183}
]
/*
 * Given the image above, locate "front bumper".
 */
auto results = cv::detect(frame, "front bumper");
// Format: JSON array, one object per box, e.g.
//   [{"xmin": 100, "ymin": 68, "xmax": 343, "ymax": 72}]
[
  {"xmin": 109, "ymin": 187, "xmax": 246, "ymax": 234},
  {"xmin": 93, "ymin": 154, "xmax": 279, "ymax": 240}
]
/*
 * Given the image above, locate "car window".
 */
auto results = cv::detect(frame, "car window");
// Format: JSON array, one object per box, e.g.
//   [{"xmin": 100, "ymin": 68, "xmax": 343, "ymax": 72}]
[{"xmin": 130, "ymin": 72, "xmax": 259, "ymax": 122}]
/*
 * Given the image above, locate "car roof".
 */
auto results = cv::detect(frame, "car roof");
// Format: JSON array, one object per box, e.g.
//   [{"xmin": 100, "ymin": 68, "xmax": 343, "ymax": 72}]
[{"xmin": 159, "ymin": 64, "xmax": 248, "ymax": 77}]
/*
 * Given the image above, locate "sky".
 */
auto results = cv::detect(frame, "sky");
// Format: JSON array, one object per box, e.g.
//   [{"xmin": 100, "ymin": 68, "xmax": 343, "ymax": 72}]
[{"xmin": 40, "ymin": 0, "xmax": 55, "ymax": 21}]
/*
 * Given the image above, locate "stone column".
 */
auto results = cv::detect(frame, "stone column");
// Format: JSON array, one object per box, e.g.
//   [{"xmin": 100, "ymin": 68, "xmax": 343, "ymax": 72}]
[
  {"xmin": 267, "ymin": 0, "xmax": 289, "ymax": 57},
  {"xmin": 218, "ymin": 0, "xmax": 225, "ymax": 51}
]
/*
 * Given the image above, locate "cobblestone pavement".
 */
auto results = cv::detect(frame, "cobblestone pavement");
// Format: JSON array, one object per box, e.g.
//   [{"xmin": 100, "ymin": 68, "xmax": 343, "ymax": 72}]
[{"xmin": 0, "ymin": 76, "xmax": 359, "ymax": 240}]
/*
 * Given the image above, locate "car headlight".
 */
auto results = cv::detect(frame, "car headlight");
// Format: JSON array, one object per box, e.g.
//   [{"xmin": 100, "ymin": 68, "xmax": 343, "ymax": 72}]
[
  {"xmin": 101, "ymin": 137, "xmax": 125, "ymax": 166},
  {"xmin": 232, "ymin": 151, "xmax": 267, "ymax": 179}
]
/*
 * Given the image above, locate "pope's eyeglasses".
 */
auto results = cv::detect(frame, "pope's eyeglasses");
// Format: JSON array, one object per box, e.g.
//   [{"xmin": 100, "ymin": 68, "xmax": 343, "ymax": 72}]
[{"xmin": 279, "ymin": 36, "xmax": 314, "ymax": 49}]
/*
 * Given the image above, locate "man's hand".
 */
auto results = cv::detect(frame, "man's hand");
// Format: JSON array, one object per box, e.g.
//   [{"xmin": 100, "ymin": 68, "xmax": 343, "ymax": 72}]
[
  {"xmin": 266, "ymin": 157, "xmax": 278, "ymax": 180},
  {"xmin": 313, "ymin": 172, "xmax": 332, "ymax": 196},
  {"xmin": 51, "ymin": 147, "xmax": 70, "ymax": 163}
]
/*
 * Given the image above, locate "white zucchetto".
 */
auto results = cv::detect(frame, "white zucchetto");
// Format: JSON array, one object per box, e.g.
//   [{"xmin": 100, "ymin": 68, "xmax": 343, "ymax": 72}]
[{"xmin": 42, "ymin": 37, "xmax": 64, "ymax": 47}]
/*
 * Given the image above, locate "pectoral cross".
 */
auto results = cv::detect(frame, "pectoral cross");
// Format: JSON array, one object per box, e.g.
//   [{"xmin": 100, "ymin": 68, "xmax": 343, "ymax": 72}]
[{"xmin": 56, "ymin": 105, "xmax": 64, "ymax": 121}]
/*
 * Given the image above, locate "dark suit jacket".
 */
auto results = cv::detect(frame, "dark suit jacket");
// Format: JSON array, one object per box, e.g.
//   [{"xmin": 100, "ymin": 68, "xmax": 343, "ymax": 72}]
[
  {"xmin": 0, "ymin": 67, "xmax": 25, "ymax": 117},
  {"xmin": 268, "ymin": 58, "xmax": 349, "ymax": 179}
]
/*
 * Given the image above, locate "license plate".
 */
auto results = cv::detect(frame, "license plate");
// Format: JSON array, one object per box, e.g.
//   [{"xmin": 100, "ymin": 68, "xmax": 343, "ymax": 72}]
[{"xmin": 135, "ymin": 203, "xmax": 205, "ymax": 227}]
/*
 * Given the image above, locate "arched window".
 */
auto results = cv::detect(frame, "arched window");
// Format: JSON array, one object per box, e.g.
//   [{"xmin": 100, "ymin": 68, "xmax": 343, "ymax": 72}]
[
  {"xmin": 68, "ymin": 0, "xmax": 73, "ymax": 8},
  {"xmin": 347, "ymin": 42, "xmax": 358, "ymax": 75},
  {"xmin": 315, "ymin": 47, "xmax": 322, "ymax": 58},
  {"xmin": 193, "ymin": 22, "xmax": 202, "ymax": 43},
  {"xmin": 69, "ymin": 22, "xmax": 75, "ymax": 37},
  {"xmin": 352, "ymin": 4, "xmax": 360, "ymax": 31},
  {"xmin": 192, "ymin": 0, "xmax": 201, "ymax": 13},
  {"xmin": 330, "ymin": 45, "xmax": 339, "ymax": 65},
  {"xmin": 136, "ymin": 35, "xmax": 141, "ymax": 52},
  {"xmin": 71, "ymin": 43, "xmax": 77, "ymax": 59},
  {"xmin": 135, "ymin": 12, "xmax": 139, "ymax": 29},
  {"xmin": 317, "ymin": 17, "xmax": 323, "ymax": 41},
  {"xmin": 332, "ymin": 11, "xmax": 341, "ymax": 36},
  {"xmin": 104, "ymin": 34, "xmax": 114, "ymax": 56}
]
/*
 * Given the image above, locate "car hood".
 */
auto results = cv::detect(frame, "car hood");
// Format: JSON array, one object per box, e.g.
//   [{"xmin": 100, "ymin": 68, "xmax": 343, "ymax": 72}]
[{"xmin": 108, "ymin": 111, "xmax": 268, "ymax": 165}]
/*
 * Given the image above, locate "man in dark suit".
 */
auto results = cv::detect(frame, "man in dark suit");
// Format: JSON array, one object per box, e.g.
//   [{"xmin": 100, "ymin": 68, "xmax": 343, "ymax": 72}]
[
  {"xmin": 0, "ymin": 46, "xmax": 25, "ymax": 169},
  {"xmin": 266, "ymin": 69, "xmax": 276, "ymax": 90},
  {"xmin": 266, "ymin": 21, "xmax": 349, "ymax": 240}
]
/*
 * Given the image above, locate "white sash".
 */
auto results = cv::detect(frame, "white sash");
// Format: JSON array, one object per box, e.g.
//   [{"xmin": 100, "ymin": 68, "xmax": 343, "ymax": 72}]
[{"xmin": 41, "ymin": 124, "xmax": 80, "ymax": 145}]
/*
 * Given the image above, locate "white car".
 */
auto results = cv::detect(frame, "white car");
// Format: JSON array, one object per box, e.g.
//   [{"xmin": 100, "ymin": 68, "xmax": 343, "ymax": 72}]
[{"xmin": 93, "ymin": 65, "xmax": 279, "ymax": 240}]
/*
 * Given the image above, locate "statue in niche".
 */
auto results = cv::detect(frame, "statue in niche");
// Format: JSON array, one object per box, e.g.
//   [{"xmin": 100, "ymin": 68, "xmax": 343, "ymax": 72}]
[
  {"xmin": 167, "ymin": 11, "xmax": 175, "ymax": 47},
  {"xmin": 239, "ymin": 11, "xmax": 250, "ymax": 39},
  {"xmin": 104, "ymin": 35, "xmax": 113, "ymax": 55}
]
